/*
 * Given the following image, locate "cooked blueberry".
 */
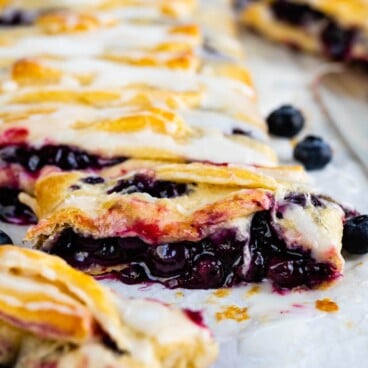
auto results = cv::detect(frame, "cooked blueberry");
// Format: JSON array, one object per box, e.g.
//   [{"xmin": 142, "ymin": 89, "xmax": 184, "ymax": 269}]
[
  {"xmin": 210, "ymin": 229, "xmax": 244, "ymax": 265},
  {"xmin": 148, "ymin": 243, "xmax": 190, "ymax": 276},
  {"xmin": 94, "ymin": 243, "xmax": 122, "ymax": 263},
  {"xmin": 153, "ymin": 180, "xmax": 189, "ymax": 198},
  {"xmin": 294, "ymin": 135, "xmax": 332, "ymax": 170},
  {"xmin": 190, "ymin": 254, "xmax": 224, "ymax": 288},
  {"xmin": 266, "ymin": 105, "xmax": 305, "ymax": 138},
  {"xmin": 271, "ymin": 1, "xmax": 325, "ymax": 26},
  {"xmin": 244, "ymin": 211, "xmax": 283, "ymax": 282},
  {"xmin": 81, "ymin": 176, "xmax": 105, "ymax": 185},
  {"xmin": 119, "ymin": 264, "xmax": 147, "ymax": 284},
  {"xmin": 0, "ymin": 144, "xmax": 126, "ymax": 172},
  {"xmin": 321, "ymin": 21, "xmax": 356, "ymax": 61},
  {"xmin": 117, "ymin": 237, "xmax": 148, "ymax": 260},
  {"xmin": 0, "ymin": 230, "xmax": 12, "ymax": 245},
  {"xmin": 284, "ymin": 193, "xmax": 323, "ymax": 207},
  {"xmin": 107, "ymin": 174, "xmax": 191, "ymax": 198},
  {"xmin": 343, "ymin": 215, "xmax": 368, "ymax": 254},
  {"xmin": 0, "ymin": 187, "xmax": 37, "ymax": 225},
  {"xmin": 267, "ymin": 258, "xmax": 333, "ymax": 289}
]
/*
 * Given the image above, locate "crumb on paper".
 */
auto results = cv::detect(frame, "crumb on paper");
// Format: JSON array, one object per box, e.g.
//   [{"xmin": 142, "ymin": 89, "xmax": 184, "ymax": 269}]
[
  {"xmin": 315, "ymin": 298, "xmax": 339, "ymax": 313},
  {"xmin": 246, "ymin": 285, "xmax": 260, "ymax": 297},
  {"xmin": 346, "ymin": 321, "xmax": 354, "ymax": 329},
  {"xmin": 213, "ymin": 289, "xmax": 231, "ymax": 298},
  {"xmin": 175, "ymin": 291, "xmax": 184, "ymax": 298},
  {"xmin": 216, "ymin": 305, "xmax": 250, "ymax": 322}
]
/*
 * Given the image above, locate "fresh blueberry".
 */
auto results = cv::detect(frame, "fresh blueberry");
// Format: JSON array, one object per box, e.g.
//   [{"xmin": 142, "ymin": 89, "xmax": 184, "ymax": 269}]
[
  {"xmin": 343, "ymin": 215, "xmax": 368, "ymax": 254},
  {"xmin": 321, "ymin": 21, "xmax": 356, "ymax": 61},
  {"xmin": 294, "ymin": 135, "xmax": 332, "ymax": 170},
  {"xmin": 0, "ymin": 230, "xmax": 12, "ymax": 245},
  {"xmin": 266, "ymin": 105, "xmax": 305, "ymax": 138}
]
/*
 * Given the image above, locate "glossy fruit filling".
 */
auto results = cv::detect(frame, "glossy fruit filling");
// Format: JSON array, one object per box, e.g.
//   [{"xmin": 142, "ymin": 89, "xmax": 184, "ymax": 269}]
[
  {"xmin": 47, "ymin": 206, "xmax": 338, "ymax": 290},
  {"xmin": 0, "ymin": 144, "xmax": 126, "ymax": 173},
  {"xmin": 0, "ymin": 187, "xmax": 37, "ymax": 225},
  {"xmin": 106, "ymin": 174, "xmax": 192, "ymax": 198},
  {"xmin": 270, "ymin": 0, "xmax": 358, "ymax": 61}
]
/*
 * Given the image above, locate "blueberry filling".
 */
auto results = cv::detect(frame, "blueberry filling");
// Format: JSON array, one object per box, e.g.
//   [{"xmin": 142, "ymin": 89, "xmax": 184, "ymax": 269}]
[
  {"xmin": 0, "ymin": 8, "xmax": 36, "ymax": 27},
  {"xmin": 47, "ymin": 207, "xmax": 337, "ymax": 290},
  {"xmin": 0, "ymin": 144, "xmax": 126, "ymax": 173},
  {"xmin": 243, "ymin": 211, "xmax": 335, "ymax": 289},
  {"xmin": 0, "ymin": 187, "xmax": 37, "ymax": 225},
  {"xmin": 270, "ymin": 1, "xmax": 325, "ymax": 26},
  {"xmin": 107, "ymin": 174, "xmax": 192, "ymax": 198},
  {"xmin": 321, "ymin": 21, "xmax": 357, "ymax": 61},
  {"xmin": 48, "ymin": 228, "xmax": 244, "ymax": 289},
  {"xmin": 269, "ymin": 0, "xmax": 359, "ymax": 61},
  {"xmin": 284, "ymin": 193, "xmax": 323, "ymax": 207}
]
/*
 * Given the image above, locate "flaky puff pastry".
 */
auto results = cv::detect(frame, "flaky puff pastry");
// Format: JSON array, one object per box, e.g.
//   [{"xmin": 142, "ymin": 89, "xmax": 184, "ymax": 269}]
[
  {"xmin": 0, "ymin": 246, "xmax": 217, "ymax": 368},
  {"xmin": 237, "ymin": 0, "xmax": 368, "ymax": 61},
  {"xmin": 24, "ymin": 160, "xmax": 344, "ymax": 272}
]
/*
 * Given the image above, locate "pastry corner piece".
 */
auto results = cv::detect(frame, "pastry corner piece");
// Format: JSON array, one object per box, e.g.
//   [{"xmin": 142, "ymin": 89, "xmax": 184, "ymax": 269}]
[
  {"xmin": 0, "ymin": 246, "xmax": 218, "ymax": 368},
  {"xmin": 235, "ymin": 0, "xmax": 368, "ymax": 63},
  {"xmin": 24, "ymin": 160, "xmax": 345, "ymax": 291}
]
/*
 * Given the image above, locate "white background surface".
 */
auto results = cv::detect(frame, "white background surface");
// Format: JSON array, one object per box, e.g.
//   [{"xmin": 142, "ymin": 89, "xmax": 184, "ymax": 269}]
[{"xmin": 2, "ymin": 32, "xmax": 368, "ymax": 368}]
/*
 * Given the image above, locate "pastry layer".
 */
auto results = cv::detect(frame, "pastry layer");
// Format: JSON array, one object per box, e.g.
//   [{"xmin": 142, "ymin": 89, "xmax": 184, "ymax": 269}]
[
  {"xmin": 237, "ymin": 0, "xmax": 368, "ymax": 62},
  {"xmin": 24, "ymin": 161, "xmax": 345, "ymax": 290},
  {"xmin": 0, "ymin": 246, "xmax": 217, "ymax": 368}
]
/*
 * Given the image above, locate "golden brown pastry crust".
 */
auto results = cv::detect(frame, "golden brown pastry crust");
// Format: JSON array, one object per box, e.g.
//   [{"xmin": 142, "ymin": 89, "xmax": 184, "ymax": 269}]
[
  {"xmin": 23, "ymin": 160, "xmax": 344, "ymax": 275},
  {"xmin": 0, "ymin": 246, "xmax": 218, "ymax": 368},
  {"xmin": 25, "ymin": 162, "xmax": 287, "ymax": 244},
  {"xmin": 0, "ymin": 1, "xmax": 277, "ymax": 198}
]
